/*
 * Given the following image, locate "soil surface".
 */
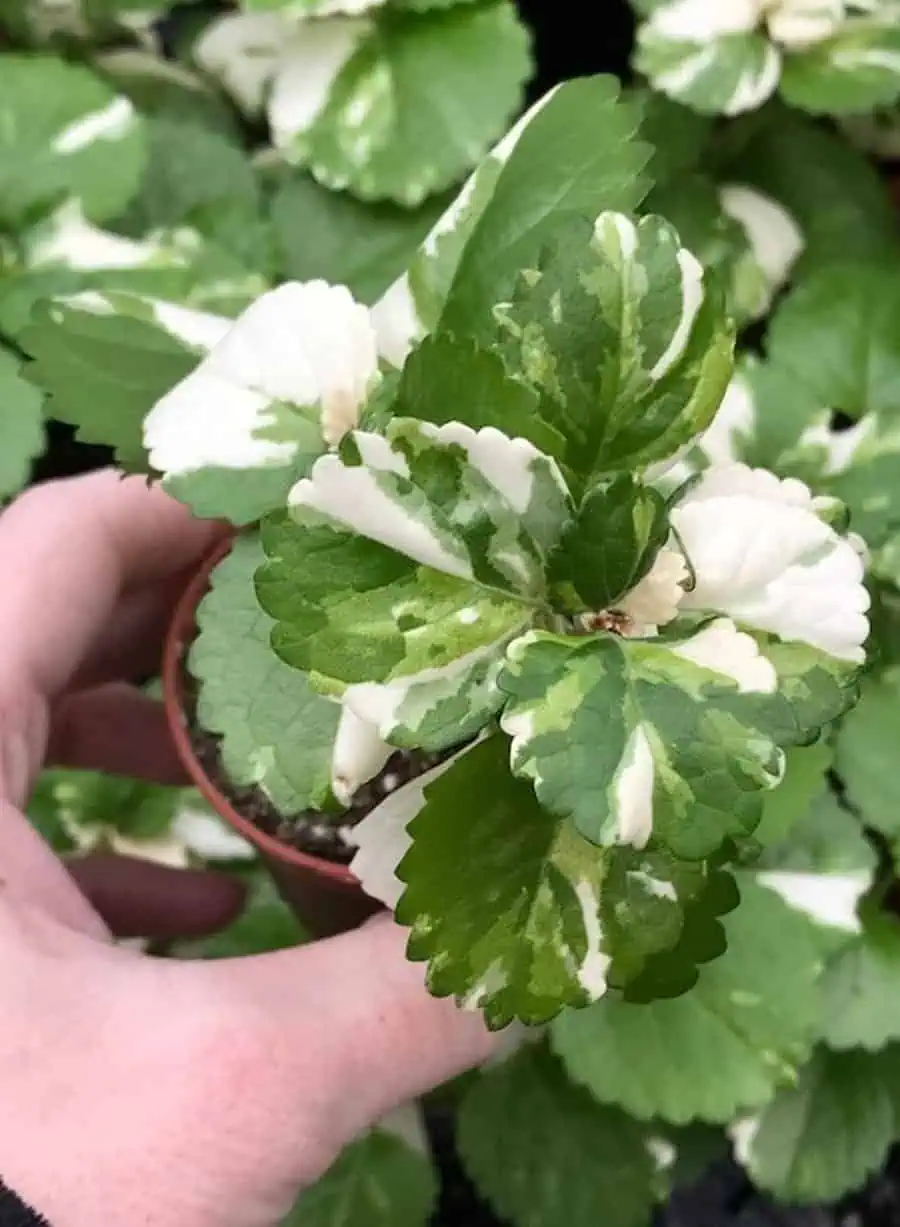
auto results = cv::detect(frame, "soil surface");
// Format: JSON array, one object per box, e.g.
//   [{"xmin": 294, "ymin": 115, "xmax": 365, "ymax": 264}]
[{"xmin": 186, "ymin": 680, "xmax": 447, "ymax": 863}]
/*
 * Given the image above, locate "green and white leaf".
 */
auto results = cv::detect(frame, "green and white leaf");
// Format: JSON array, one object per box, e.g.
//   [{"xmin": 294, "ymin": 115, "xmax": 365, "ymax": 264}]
[
  {"xmin": 730, "ymin": 1047, "xmax": 899, "ymax": 1203},
  {"xmin": 781, "ymin": 15, "xmax": 900, "ymax": 114},
  {"xmin": 636, "ymin": 24, "xmax": 781, "ymax": 117},
  {"xmin": 144, "ymin": 282, "xmax": 382, "ymax": 525},
  {"xmin": 711, "ymin": 101, "xmax": 899, "ymax": 274},
  {"xmin": 457, "ymin": 1046, "xmax": 662, "ymax": 1227},
  {"xmin": 0, "ymin": 349, "xmax": 45, "ymax": 501},
  {"xmin": 498, "ymin": 623, "xmax": 783, "ymax": 857},
  {"xmin": 672, "ymin": 463, "xmax": 870, "ymax": 665},
  {"xmin": 200, "ymin": 4, "xmax": 531, "ymax": 207},
  {"xmin": 190, "ymin": 534, "xmax": 342, "ymax": 816},
  {"xmin": 377, "ymin": 737, "xmax": 720, "ymax": 1027},
  {"xmin": 20, "ymin": 292, "xmax": 222, "ymax": 471},
  {"xmin": 371, "ymin": 75, "xmax": 650, "ymax": 365},
  {"xmin": 284, "ymin": 419, "xmax": 573, "ymax": 603},
  {"xmin": 751, "ymin": 790, "xmax": 875, "ymax": 941},
  {"xmin": 258, "ymin": 489, "xmax": 532, "ymax": 689},
  {"xmin": 489, "ymin": 212, "xmax": 734, "ymax": 486},
  {"xmin": 0, "ymin": 55, "xmax": 145, "ymax": 229},
  {"xmin": 114, "ymin": 116, "xmax": 271, "ymax": 276},
  {"xmin": 551, "ymin": 879, "xmax": 829, "ymax": 1124}
]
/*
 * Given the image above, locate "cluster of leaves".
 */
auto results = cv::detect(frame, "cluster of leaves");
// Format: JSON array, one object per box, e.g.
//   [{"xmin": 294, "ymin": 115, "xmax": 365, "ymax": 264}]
[
  {"xmin": 12, "ymin": 4, "xmax": 900, "ymax": 1225},
  {"xmin": 632, "ymin": 0, "xmax": 900, "ymax": 118},
  {"xmin": 0, "ymin": 0, "xmax": 534, "ymax": 500}
]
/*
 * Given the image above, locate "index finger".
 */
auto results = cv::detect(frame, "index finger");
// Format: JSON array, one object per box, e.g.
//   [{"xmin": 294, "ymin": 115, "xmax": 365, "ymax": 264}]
[{"xmin": 0, "ymin": 470, "xmax": 221, "ymax": 800}]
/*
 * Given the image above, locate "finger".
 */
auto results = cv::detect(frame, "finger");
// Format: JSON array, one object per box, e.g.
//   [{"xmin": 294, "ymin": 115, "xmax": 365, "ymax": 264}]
[
  {"xmin": 68, "ymin": 855, "xmax": 247, "ymax": 940},
  {"xmin": 68, "ymin": 575, "xmax": 193, "ymax": 692},
  {"xmin": 0, "ymin": 471, "xmax": 221, "ymax": 803},
  {"xmin": 49, "ymin": 685, "xmax": 185, "ymax": 784},
  {"xmin": 217, "ymin": 915, "xmax": 496, "ymax": 1144}
]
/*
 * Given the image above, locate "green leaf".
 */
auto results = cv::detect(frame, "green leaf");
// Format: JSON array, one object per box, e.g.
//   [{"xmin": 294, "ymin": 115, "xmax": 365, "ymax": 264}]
[
  {"xmin": 457, "ymin": 1046, "xmax": 661, "ymax": 1227},
  {"xmin": 710, "ymin": 101, "xmax": 898, "ymax": 274},
  {"xmin": 391, "ymin": 333, "xmax": 563, "ymax": 461},
  {"xmin": 114, "ymin": 117, "xmax": 271, "ymax": 276},
  {"xmin": 433, "ymin": 76, "xmax": 650, "ymax": 340},
  {"xmin": 836, "ymin": 668, "xmax": 900, "ymax": 839},
  {"xmin": 275, "ymin": 3, "xmax": 532, "ymax": 207},
  {"xmin": 767, "ymin": 260, "xmax": 900, "ymax": 420},
  {"xmin": 552, "ymin": 880, "xmax": 827, "ymax": 1124},
  {"xmin": 27, "ymin": 768, "xmax": 178, "ymax": 843},
  {"xmin": 20, "ymin": 294, "xmax": 203, "ymax": 471},
  {"xmin": 189, "ymin": 534, "xmax": 342, "ymax": 816},
  {"xmin": 755, "ymin": 788, "xmax": 876, "ymax": 881},
  {"xmin": 733, "ymin": 1048, "xmax": 897, "ymax": 1204},
  {"xmin": 95, "ymin": 49, "xmax": 241, "ymax": 138},
  {"xmin": 396, "ymin": 737, "xmax": 717, "ymax": 1027},
  {"xmin": 0, "ymin": 348, "xmax": 44, "ymax": 500},
  {"xmin": 489, "ymin": 212, "xmax": 735, "ymax": 485},
  {"xmin": 270, "ymin": 171, "xmax": 450, "ymax": 306},
  {"xmin": 282, "ymin": 1115, "xmax": 437, "ymax": 1227},
  {"xmin": 548, "ymin": 477, "xmax": 670, "ymax": 615},
  {"xmin": 632, "ymin": 88, "xmax": 714, "ymax": 184},
  {"xmin": 781, "ymin": 20, "xmax": 900, "ymax": 115},
  {"xmin": 0, "ymin": 55, "xmax": 145, "ymax": 229},
  {"xmin": 820, "ymin": 914, "xmax": 900, "ymax": 1052},
  {"xmin": 753, "ymin": 741, "xmax": 833, "ymax": 849},
  {"xmin": 498, "ymin": 628, "xmax": 784, "ymax": 858},
  {"xmin": 635, "ymin": 27, "xmax": 779, "ymax": 117}
]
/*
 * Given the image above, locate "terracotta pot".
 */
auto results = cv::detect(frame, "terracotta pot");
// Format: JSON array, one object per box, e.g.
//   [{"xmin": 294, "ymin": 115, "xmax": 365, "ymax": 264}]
[{"xmin": 162, "ymin": 537, "xmax": 379, "ymax": 939}]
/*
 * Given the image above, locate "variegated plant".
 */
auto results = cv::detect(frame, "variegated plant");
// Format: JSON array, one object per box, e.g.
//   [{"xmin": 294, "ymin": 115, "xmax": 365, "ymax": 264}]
[
  {"xmin": 24, "ymin": 78, "xmax": 871, "ymax": 1032},
  {"xmin": 633, "ymin": 0, "xmax": 900, "ymax": 116}
]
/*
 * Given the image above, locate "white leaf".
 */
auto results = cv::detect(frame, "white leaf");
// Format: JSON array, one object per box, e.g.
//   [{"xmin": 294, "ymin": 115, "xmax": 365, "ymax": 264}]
[
  {"xmin": 756, "ymin": 870, "xmax": 870, "ymax": 932},
  {"xmin": 194, "ymin": 12, "xmax": 286, "ymax": 115},
  {"xmin": 350, "ymin": 751, "xmax": 469, "ymax": 909},
  {"xmin": 673, "ymin": 464, "xmax": 870, "ymax": 663},
  {"xmin": 331, "ymin": 706, "xmax": 393, "ymax": 807},
  {"xmin": 719, "ymin": 185, "xmax": 804, "ymax": 299},
  {"xmin": 268, "ymin": 17, "xmax": 372, "ymax": 153},
  {"xmin": 144, "ymin": 280, "xmax": 380, "ymax": 477}
]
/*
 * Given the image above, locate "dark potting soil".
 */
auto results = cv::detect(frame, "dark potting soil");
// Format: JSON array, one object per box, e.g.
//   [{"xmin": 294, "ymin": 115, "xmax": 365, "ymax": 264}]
[{"xmin": 190, "ymin": 715, "xmax": 446, "ymax": 863}]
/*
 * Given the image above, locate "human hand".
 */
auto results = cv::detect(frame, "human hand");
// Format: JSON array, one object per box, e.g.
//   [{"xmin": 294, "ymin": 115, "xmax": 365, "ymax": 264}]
[{"xmin": 0, "ymin": 471, "xmax": 494, "ymax": 1227}]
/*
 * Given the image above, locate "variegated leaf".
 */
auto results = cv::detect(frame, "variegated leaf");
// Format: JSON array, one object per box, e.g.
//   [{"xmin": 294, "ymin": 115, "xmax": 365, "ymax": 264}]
[
  {"xmin": 257, "ymin": 507, "xmax": 530, "ymax": 689},
  {"xmin": 0, "ymin": 55, "xmax": 145, "ymax": 228},
  {"xmin": 635, "ymin": 24, "xmax": 781, "ymax": 117},
  {"xmin": 498, "ymin": 622, "xmax": 784, "ymax": 859},
  {"xmin": 252, "ymin": 3, "xmax": 531, "ymax": 206},
  {"xmin": 143, "ymin": 281, "xmax": 382, "ymax": 525},
  {"xmin": 284, "ymin": 419, "xmax": 573, "ymax": 602},
  {"xmin": 782, "ymin": 14, "xmax": 900, "ymax": 113},
  {"xmin": 20, "ymin": 291, "xmax": 227, "ymax": 471},
  {"xmin": 672, "ymin": 463, "xmax": 870, "ymax": 663},
  {"xmin": 361, "ymin": 737, "xmax": 726, "ymax": 1027},
  {"xmin": 489, "ymin": 212, "xmax": 734, "ymax": 488},
  {"xmin": 370, "ymin": 76, "xmax": 650, "ymax": 365}
]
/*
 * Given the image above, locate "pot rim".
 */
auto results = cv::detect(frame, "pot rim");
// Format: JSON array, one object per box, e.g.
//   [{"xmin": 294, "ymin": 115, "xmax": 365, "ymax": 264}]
[{"xmin": 162, "ymin": 533, "xmax": 359, "ymax": 888}]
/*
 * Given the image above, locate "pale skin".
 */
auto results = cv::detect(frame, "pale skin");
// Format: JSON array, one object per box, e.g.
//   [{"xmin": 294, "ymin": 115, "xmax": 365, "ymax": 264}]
[{"xmin": 0, "ymin": 470, "xmax": 495, "ymax": 1227}]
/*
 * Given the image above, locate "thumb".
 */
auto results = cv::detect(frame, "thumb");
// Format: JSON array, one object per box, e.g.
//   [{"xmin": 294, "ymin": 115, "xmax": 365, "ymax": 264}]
[{"xmin": 220, "ymin": 914, "xmax": 497, "ymax": 1143}]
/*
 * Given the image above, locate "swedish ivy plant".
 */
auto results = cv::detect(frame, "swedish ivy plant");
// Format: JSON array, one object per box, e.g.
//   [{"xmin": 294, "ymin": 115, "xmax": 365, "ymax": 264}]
[{"xmin": 13, "ymin": 3, "xmax": 900, "ymax": 1224}]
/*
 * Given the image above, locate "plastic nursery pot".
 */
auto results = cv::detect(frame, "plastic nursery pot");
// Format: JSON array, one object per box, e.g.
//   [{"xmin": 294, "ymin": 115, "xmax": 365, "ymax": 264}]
[{"xmin": 162, "ymin": 537, "xmax": 379, "ymax": 940}]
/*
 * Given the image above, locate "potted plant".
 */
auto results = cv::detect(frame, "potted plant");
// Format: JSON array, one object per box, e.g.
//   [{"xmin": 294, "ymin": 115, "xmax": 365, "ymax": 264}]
[{"xmin": 12, "ymin": 1, "xmax": 900, "ymax": 1224}]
